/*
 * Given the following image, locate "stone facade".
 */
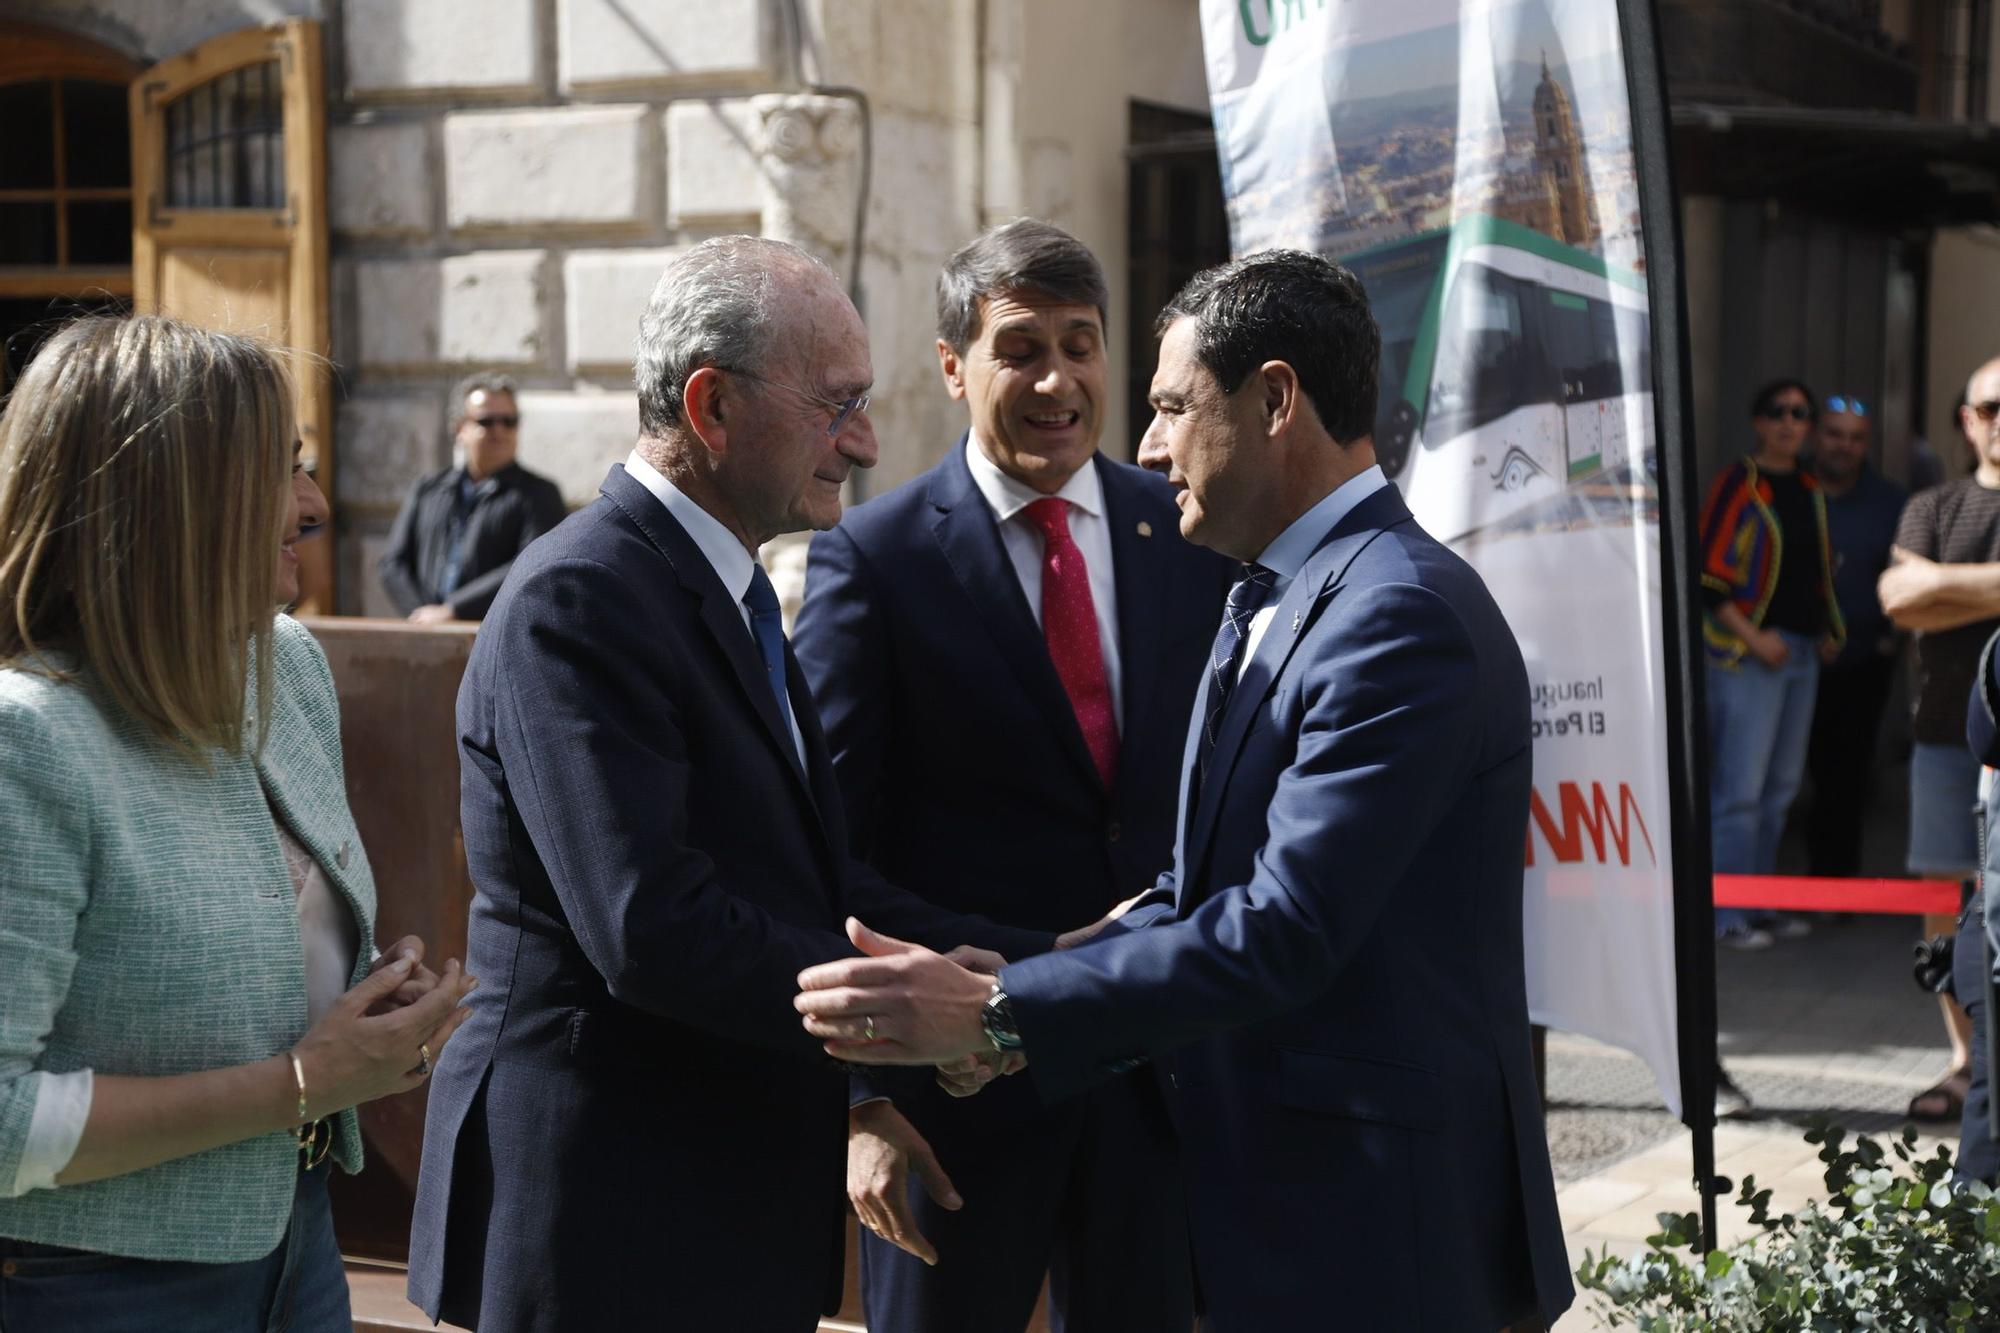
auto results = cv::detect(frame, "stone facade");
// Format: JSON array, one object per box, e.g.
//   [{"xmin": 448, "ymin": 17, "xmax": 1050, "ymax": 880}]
[
  {"xmin": 320, "ymin": 0, "xmax": 1005, "ymax": 613},
  {"xmin": 6, "ymin": 0, "xmax": 1210, "ymax": 616}
]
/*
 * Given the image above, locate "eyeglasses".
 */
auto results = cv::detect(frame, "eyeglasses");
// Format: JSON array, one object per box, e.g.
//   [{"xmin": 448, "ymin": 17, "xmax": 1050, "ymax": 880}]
[
  {"xmin": 1760, "ymin": 404, "xmax": 1812, "ymax": 422},
  {"xmin": 1824, "ymin": 395, "xmax": 1868, "ymax": 417},
  {"xmin": 1970, "ymin": 400, "xmax": 2000, "ymax": 423},
  {"xmin": 470, "ymin": 414, "xmax": 519, "ymax": 429},
  {"xmin": 723, "ymin": 367, "xmax": 870, "ymax": 437}
]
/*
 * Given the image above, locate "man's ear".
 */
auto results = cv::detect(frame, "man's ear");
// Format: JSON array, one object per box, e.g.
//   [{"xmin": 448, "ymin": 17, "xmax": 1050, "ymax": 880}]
[
  {"xmin": 937, "ymin": 339, "xmax": 967, "ymax": 402},
  {"xmin": 1260, "ymin": 360, "xmax": 1300, "ymax": 437},
  {"xmin": 682, "ymin": 366, "xmax": 731, "ymax": 458}
]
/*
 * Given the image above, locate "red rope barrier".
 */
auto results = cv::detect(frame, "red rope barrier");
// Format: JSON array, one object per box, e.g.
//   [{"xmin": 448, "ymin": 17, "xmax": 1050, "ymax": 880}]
[{"xmin": 1713, "ymin": 874, "xmax": 1962, "ymax": 916}]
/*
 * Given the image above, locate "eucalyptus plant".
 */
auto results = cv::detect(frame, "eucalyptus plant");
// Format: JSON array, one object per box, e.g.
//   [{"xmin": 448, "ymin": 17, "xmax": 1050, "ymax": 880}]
[{"xmin": 1577, "ymin": 1119, "xmax": 2000, "ymax": 1330}]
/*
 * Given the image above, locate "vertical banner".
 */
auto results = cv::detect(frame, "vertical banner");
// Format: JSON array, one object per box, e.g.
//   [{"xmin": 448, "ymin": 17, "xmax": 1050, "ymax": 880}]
[{"xmin": 1203, "ymin": 0, "xmax": 1686, "ymax": 1113}]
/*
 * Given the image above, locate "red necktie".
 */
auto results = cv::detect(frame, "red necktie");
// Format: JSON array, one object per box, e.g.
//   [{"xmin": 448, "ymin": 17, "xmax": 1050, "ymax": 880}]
[{"xmin": 1025, "ymin": 497, "xmax": 1118, "ymax": 787}]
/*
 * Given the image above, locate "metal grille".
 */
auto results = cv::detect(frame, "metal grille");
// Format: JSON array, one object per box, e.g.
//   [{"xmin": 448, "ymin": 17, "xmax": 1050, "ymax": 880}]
[{"xmin": 163, "ymin": 60, "xmax": 282, "ymax": 210}]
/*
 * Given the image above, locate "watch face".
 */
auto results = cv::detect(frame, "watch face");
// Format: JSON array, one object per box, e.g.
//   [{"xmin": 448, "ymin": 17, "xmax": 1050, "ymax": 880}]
[{"xmin": 983, "ymin": 989, "xmax": 1024, "ymax": 1051}]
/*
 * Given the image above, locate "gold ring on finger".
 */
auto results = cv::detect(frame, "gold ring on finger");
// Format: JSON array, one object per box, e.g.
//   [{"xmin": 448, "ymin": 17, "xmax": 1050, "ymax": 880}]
[{"xmin": 416, "ymin": 1042, "xmax": 433, "ymax": 1078}]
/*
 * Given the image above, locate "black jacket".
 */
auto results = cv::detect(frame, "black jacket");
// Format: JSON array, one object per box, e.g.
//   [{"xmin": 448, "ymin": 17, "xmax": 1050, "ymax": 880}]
[{"xmin": 377, "ymin": 462, "xmax": 567, "ymax": 619}]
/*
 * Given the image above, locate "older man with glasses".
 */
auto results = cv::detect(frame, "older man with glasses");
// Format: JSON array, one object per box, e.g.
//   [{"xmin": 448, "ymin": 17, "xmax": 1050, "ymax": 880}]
[
  {"xmin": 378, "ymin": 371, "xmax": 568, "ymax": 623},
  {"xmin": 1880, "ymin": 355, "xmax": 2000, "ymax": 1124},
  {"xmin": 405, "ymin": 237, "xmax": 1053, "ymax": 1333}
]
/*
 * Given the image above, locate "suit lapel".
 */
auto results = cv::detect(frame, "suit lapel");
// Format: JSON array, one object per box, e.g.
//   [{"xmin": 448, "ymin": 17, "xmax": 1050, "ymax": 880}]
[
  {"xmin": 1100, "ymin": 458, "xmax": 1166, "ymax": 767},
  {"xmin": 601, "ymin": 466, "xmax": 815, "ymax": 801},
  {"xmin": 1181, "ymin": 484, "xmax": 1411, "ymax": 887},
  {"xmin": 928, "ymin": 441, "xmax": 1102, "ymax": 789}
]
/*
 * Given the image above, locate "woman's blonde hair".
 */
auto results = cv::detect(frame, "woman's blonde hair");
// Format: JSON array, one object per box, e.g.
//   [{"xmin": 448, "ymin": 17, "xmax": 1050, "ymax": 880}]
[{"xmin": 0, "ymin": 314, "xmax": 294, "ymax": 756}]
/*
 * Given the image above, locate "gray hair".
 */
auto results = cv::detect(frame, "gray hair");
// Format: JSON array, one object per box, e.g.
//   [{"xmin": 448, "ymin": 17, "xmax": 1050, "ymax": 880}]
[
  {"xmin": 636, "ymin": 235, "xmax": 834, "ymax": 437},
  {"xmin": 936, "ymin": 218, "xmax": 1109, "ymax": 354},
  {"xmin": 451, "ymin": 371, "xmax": 518, "ymax": 415}
]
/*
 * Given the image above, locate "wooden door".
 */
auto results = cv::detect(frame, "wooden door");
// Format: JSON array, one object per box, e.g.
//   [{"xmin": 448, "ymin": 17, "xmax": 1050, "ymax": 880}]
[{"xmin": 129, "ymin": 20, "xmax": 334, "ymax": 610}]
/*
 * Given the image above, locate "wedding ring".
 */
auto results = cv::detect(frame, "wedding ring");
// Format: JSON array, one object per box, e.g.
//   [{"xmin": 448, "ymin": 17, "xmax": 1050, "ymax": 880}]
[
  {"xmin": 416, "ymin": 1042, "xmax": 433, "ymax": 1078},
  {"xmin": 862, "ymin": 1014, "xmax": 876, "ymax": 1041}
]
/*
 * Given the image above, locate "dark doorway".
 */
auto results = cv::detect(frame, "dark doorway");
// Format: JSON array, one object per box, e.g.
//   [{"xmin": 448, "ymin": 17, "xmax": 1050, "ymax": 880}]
[
  {"xmin": 1, "ymin": 293, "xmax": 128, "ymax": 396},
  {"xmin": 1127, "ymin": 101, "xmax": 1229, "ymax": 460}
]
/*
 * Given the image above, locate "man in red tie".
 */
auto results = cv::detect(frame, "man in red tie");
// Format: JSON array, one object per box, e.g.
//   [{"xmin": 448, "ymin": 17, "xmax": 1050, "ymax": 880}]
[{"xmin": 794, "ymin": 219, "xmax": 1232, "ymax": 1333}]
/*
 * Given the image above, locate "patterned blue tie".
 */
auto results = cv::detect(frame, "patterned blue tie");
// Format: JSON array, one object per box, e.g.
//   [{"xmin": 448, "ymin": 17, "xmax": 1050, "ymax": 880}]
[
  {"xmin": 742, "ymin": 563, "xmax": 795, "ymax": 739},
  {"xmin": 1198, "ymin": 563, "xmax": 1279, "ymax": 791}
]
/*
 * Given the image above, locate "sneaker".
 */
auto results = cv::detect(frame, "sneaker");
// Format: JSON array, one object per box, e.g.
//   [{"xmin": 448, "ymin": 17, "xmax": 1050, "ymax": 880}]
[
  {"xmin": 1766, "ymin": 915, "xmax": 1813, "ymax": 941},
  {"xmin": 1717, "ymin": 923, "xmax": 1775, "ymax": 951},
  {"xmin": 1716, "ymin": 1068, "xmax": 1755, "ymax": 1119}
]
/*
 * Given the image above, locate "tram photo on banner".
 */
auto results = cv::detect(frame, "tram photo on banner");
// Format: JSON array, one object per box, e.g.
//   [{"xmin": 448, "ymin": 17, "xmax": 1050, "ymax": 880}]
[{"xmin": 1202, "ymin": 0, "xmax": 1695, "ymax": 1121}]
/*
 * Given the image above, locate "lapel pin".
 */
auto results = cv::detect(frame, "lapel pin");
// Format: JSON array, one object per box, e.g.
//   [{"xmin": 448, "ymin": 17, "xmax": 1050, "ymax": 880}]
[
  {"xmin": 1291, "ymin": 610, "xmax": 1302, "ymax": 634},
  {"xmin": 1136, "ymin": 520, "xmax": 1153, "ymax": 538}
]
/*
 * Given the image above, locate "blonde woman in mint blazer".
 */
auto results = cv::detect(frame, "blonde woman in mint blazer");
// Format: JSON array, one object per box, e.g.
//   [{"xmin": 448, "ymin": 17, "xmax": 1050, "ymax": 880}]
[{"xmin": 0, "ymin": 316, "xmax": 477, "ymax": 1332}]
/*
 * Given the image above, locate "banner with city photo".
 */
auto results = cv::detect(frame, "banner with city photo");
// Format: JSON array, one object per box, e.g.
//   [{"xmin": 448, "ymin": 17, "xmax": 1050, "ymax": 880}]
[{"xmin": 1201, "ymin": 0, "xmax": 1683, "ymax": 1112}]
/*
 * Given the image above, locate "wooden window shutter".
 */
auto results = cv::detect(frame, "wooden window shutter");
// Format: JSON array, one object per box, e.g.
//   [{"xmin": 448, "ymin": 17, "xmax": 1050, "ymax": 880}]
[{"xmin": 129, "ymin": 19, "xmax": 334, "ymax": 611}]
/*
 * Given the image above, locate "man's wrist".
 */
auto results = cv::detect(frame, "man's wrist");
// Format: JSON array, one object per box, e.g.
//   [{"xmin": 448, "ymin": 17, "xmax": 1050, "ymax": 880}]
[{"xmin": 980, "ymin": 983, "xmax": 1024, "ymax": 1053}]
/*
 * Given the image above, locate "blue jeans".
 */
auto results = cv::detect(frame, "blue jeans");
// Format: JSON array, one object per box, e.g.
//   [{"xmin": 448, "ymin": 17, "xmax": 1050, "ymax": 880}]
[
  {"xmin": 1909, "ymin": 740, "xmax": 1982, "ymax": 877},
  {"xmin": 0, "ymin": 1164, "xmax": 349, "ymax": 1332},
  {"xmin": 1707, "ymin": 631, "xmax": 1819, "ymax": 929}
]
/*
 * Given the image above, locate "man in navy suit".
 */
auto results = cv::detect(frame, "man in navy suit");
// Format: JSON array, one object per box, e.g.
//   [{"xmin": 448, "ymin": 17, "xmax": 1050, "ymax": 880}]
[
  {"xmin": 407, "ymin": 236, "xmax": 1052, "ymax": 1332},
  {"xmin": 794, "ymin": 220, "xmax": 1228, "ymax": 1331},
  {"xmin": 797, "ymin": 250, "xmax": 1574, "ymax": 1331}
]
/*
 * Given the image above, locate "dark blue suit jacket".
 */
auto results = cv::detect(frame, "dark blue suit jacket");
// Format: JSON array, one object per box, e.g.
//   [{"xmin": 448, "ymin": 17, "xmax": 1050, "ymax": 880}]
[
  {"xmin": 1002, "ymin": 484, "xmax": 1574, "ymax": 1331},
  {"xmin": 795, "ymin": 441, "xmax": 1232, "ymax": 1122},
  {"xmin": 406, "ymin": 465, "xmax": 1051, "ymax": 1332}
]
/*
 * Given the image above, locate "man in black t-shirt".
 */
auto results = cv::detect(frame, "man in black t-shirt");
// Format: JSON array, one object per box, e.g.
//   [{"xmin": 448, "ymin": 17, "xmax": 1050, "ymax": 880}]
[{"xmin": 1881, "ymin": 354, "xmax": 2000, "ymax": 1123}]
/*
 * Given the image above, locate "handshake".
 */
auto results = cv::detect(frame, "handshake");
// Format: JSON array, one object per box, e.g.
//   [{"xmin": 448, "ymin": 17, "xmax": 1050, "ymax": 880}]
[
  {"xmin": 792, "ymin": 893, "xmax": 1141, "ymax": 1097},
  {"xmin": 795, "ymin": 902, "xmax": 1138, "ymax": 1266}
]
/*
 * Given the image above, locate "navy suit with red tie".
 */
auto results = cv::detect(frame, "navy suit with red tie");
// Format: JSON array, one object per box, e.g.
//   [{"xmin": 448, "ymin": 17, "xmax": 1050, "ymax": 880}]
[{"xmin": 795, "ymin": 438, "xmax": 1232, "ymax": 1332}]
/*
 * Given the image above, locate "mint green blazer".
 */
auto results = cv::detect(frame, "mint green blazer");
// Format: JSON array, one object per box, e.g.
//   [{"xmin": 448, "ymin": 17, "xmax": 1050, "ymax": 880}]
[{"xmin": 0, "ymin": 616, "xmax": 378, "ymax": 1261}]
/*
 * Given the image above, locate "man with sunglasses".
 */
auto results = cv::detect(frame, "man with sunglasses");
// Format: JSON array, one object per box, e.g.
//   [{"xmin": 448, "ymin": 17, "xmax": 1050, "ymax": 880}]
[
  {"xmin": 1804, "ymin": 394, "xmax": 1905, "ymax": 882},
  {"xmin": 1880, "ymin": 356, "xmax": 2000, "ymax": 1124},
  {"xmin": 378, "ymin": 371, "xmax": 567, "ymax": 622}
]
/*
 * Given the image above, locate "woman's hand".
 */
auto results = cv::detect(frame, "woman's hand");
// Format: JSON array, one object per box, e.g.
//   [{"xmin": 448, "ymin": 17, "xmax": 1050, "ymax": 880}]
[
  {"xmin": 292, "ymin": 956, "xmax": 477, "ymax": 1116},
  {"xmin": 364, "ymin": 934, "xmax": 442, "ymax": 1014}
]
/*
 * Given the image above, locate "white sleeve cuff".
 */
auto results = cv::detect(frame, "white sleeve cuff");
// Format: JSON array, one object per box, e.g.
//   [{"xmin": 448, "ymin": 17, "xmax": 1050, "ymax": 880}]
[{"xmin": 10, "ymin": 1068, "xmax": 93, "ymax": 1196}]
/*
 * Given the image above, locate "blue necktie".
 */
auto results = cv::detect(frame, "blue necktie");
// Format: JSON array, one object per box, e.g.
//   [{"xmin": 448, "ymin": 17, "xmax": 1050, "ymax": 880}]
[
  {"xmin": 743, "ymin": 563, "xmax": 795, "ymax": 740},
  {"xmin": 1198, "ymin": 563, "xmax": 1278, "ymax": 791}
]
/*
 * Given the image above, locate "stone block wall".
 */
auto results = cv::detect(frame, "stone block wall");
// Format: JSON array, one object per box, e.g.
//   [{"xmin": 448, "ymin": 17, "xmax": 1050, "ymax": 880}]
[{"xmin": 327, "ymin": 0, "xmax": 986, "ymax": 617}]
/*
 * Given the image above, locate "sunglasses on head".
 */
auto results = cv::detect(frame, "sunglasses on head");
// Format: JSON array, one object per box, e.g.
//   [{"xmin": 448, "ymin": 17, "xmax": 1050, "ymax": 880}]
[
  {"xmin": 1970, "ymin": 400, "xmax": 2000, "ymax": 423},
  {"xmin": 471, "ymin": 414, "xmax": 520, "ymax": 429},
  {"xmin": 1824, "ymin": 394, "xmax": 1868, "ymax": 417},
  {"xmin": 1760, "ymin": 403, "xmax": 1811, "ymax": 422}
]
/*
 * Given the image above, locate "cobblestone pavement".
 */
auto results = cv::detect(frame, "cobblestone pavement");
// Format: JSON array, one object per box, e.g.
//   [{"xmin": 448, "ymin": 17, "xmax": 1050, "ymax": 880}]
[{"xmin": 1548, "ymin": 911, "xmax": 1963, "ymax": 1328}]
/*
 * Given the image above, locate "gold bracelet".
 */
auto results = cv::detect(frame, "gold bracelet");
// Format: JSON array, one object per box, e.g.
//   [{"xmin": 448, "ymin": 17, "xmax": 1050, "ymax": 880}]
[{"xmin": 288, "ymin": 1051, "xmax": 309, "ymax": 1126}]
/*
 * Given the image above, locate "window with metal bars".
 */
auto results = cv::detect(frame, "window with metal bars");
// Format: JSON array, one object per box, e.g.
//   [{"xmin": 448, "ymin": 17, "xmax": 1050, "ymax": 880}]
[{"xmin": 163, "ymin": 59, "xmax": 283, "ymax": 210}]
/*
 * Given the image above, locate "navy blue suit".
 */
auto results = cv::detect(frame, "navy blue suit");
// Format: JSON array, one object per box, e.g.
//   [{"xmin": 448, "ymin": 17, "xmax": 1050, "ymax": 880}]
[
  {"xmin": 794, "ymin": 442, "xmax": 1231, "ymax": 1331},
  {"xmin": 1001, "ymin": 485, "xmax": 1574, "ymax": 1331},
  {"xmin": 407, "ymin": 464, "xmax": 1052, "ymax": 1332}
]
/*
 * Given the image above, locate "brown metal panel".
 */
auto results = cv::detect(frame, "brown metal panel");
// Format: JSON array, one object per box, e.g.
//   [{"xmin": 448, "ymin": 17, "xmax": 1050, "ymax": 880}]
[{"xmin": 299, "ymin": 616, "xmax": 477, "ymax": 1262}]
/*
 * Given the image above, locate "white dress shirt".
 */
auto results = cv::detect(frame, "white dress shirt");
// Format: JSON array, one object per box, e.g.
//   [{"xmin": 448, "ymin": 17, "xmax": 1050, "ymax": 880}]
[
  {"xmin": 964, "ymin": 437, "xmax": 1124, "ymax": 731},
  {"xmin": 624, "ymin": 450, "xmax": 805, "ymax": 762},
  {"xmin": 1238, "ymin": 465, "xmax": 1389, "ymax": 679}
]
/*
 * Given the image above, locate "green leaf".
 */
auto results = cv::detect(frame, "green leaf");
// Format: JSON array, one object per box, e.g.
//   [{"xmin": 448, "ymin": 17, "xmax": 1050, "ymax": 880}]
[{"xmin": 1704, "ymin": 1249, "xmax": 1734, "ymax": 1280}]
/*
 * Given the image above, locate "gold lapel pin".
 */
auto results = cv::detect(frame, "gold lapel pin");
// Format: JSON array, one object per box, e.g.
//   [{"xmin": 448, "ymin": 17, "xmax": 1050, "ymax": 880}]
[{"xmin": 1136, "ymin": 520, "xmax": 1153, "ymax": 538}]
